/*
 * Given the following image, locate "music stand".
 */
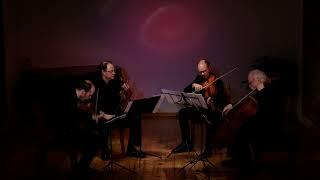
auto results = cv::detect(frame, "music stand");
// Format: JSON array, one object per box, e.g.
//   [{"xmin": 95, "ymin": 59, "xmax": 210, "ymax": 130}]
[
  {"xmin": 161, "ymin": 89, "xmax": 199, "ymax": 158},
  {"xmin": 103, "ymin": 111, "xmax": 137, "ymax": 174},
  {"xmin": 128, "ymin": 96, "xmax": 162, "ymax": 168},
  {"xmin": 93, "ymin": 88, "xmax": 135, "ymax": 174},
  {"xmin": 161, "ymin": 89, "xmax": 216, "ymax": 171}
]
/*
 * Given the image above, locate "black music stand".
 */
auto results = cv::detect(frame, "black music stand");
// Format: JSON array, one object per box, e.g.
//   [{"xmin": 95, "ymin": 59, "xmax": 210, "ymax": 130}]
[
  {"xmin": 103, "ymin": 113, "xmax": 137, "ymax": 175},
  {"xmin": 128, "ymin": 96, "xmax": 162, "ymax": 168},
  {"xmin": 179, "ymin": 93, "xmax": 217, "ymax": 172},
  {"xmin": 162, "ymin": 89, "xmax": 205, "ymax": 159},
  {"xmin": 161, "ymin": 89, "xmax": 216, "ymax": 171},
  {"xmin": 93, "ymin": 88, "xmax": 136, "ymax": 174}
]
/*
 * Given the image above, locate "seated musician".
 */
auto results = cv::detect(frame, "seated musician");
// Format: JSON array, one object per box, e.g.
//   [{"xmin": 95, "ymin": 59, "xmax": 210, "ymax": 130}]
[
  {"xmin": 92, "ymin": 60, "xmax": 146, "ymax": 158},
  {"xmin": 171, "ymin": 59, "xmax": 232, "ymax": 157},
  {"xmin": 221, "ymin": 69, "xmax": 284, "ymax": 168},
  {"xmin": 64, "ymin": 79, "xmax": 106, "ymax": 177}
]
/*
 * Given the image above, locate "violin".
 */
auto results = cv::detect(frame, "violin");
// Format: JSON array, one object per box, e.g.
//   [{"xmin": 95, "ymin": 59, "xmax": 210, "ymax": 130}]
[
  {"xmin": 78, "ymin": 100, "xmax": 115, "ymax": 122},
  {"xmin": 196, "ymin": 66, "xmax": 238, "ymax": 99},
  {"xmin": 202, "ymin": 74, "xmax": 218, "ymax": 99},
  {"xmin": 77, "ymin": 99, "xmax": 95, "ymax": 113}
]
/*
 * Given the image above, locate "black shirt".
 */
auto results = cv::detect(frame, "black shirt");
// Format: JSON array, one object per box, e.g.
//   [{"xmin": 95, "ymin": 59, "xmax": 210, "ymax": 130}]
[
  {"xmin": 63, "ymin": 89, "xmax": 95, "ymax": 134},
  {"xmin": 93, "ymin": 76, "xmax": 122, "ymax": 115}
]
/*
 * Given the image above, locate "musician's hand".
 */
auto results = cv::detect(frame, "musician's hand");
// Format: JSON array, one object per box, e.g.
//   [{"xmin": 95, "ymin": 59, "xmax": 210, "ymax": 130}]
[
  {"xmin": 102, "ymin": 114, "xmax": 115, "ymax": 120},
  {"xmin": 223, "ymin": 104, "xmax": 233, "ymax": 114},
  {"xmin": 122, "ymin": 83, "xmax": 130, "ymax": 91},
  {"xmin": 192, "ymin": 83, "xmax": 203, "ymax": 92},
  {"xmin": 92, "ymin": 113, "xmax": 103, "ymax": 122},
  {"xmin": 92, "ymin": 111, "xmax": 114, "ymax": 122}
]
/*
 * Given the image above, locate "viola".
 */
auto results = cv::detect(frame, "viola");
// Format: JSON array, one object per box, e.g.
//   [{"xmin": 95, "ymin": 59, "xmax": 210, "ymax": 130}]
[
  {"xmin": 202, "ymin": 74, "xmax": 218, "ymax": 99},
  {"xmin": 197, "ymin": 66, "xmax": 238, "ymax": 100}
]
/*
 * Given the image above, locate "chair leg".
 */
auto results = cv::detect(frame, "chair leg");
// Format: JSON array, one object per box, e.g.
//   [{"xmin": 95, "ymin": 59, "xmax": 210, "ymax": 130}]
[{"xmin": 120, "ymin": 128, "xmax": 125, "ymax": 156}]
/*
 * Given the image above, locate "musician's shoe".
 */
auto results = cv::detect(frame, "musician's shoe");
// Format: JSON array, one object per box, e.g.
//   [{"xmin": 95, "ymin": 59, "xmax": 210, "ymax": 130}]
[
  {"xmin": 126, "ymin": 147, "xmax": 146, "ymax": 158},
  {"xmin": 171, "ymin": 142, "xmax": 193, "ymax": 153}
]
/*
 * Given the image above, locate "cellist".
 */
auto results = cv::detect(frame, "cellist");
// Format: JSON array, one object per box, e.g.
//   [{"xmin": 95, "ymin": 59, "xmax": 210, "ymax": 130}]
[
  {"xmin": 221, "ymin": 69, "xmax": 284, "ymax": 169},
  {"xmin": 170, "ymin": 59, "xmax": 232, "ymax": 157}
]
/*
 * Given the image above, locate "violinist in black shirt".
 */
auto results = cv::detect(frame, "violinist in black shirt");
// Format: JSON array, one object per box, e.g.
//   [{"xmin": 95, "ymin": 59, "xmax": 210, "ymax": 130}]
[
  {"xmin": 171, "ymin": 59, "xmax": 232, "ymax": 157},
  {"xmin": 64, "ymin": 79, "xmax": 105, "ymax": 177}
]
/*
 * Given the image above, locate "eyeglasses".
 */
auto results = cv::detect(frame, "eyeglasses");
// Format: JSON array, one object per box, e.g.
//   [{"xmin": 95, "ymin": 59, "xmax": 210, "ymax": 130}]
[{"xmin": 199, "ymin": 69, "xmax": 209, "ymax": 74}]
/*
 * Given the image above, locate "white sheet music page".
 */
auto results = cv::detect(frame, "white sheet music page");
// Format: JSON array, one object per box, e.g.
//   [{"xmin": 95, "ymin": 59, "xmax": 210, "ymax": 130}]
[
  {"xmin": 183, "ymin": 92, "xmax": 208, "ymax": 109},
  {"xmin": 160, "ymin": 89, "xmax": 207, "ymax": 109},
  {"xmin": 161, "ymin": 89, "xmax": 184, "ymax": 105},
  {"xmin": 152, "ymin": 94, "xmax": 165, "ymax": 113}
]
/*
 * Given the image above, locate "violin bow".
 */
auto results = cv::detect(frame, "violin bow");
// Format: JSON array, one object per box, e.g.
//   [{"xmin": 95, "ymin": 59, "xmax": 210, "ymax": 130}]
[
  {"xmin": 202, "ymin": 66, "xmax": 239, "ymax": 89},
  {"xmin": 228, "ymin": 89, "xmax": 256, "ymax": 113}
]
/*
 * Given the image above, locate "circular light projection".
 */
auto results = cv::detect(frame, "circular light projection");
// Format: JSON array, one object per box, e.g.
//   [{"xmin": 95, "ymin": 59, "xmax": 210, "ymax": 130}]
[{"xmin": 141, "ymin": 4, "xmax": 208, "ymax": 53}]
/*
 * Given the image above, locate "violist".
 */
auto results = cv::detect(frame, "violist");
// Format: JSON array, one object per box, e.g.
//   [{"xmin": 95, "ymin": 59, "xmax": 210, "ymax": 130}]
[{"xmin": 170, "ymin": 59, "xmax": 232, "ymax": 157}]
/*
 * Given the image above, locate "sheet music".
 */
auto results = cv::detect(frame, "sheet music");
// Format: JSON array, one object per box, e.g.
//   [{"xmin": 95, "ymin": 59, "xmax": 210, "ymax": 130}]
[
  {"xmin": 161, "ymin": 89, "xmax": 208, "ymax": 109},
  {"xmin": 161, "ymin": 89, "xmax": 184, "ymax": 104},
  {"xmin": 152, "ymin": 95, "xmax": 166, "ymax": 113},
  {"xmin": 183, "ymin": 92, "xmax": 208, "ymax": 109}
]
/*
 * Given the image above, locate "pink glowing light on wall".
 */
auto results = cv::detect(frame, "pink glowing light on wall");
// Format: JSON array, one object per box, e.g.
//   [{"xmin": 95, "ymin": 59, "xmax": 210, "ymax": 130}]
[{"xmin": 141, "ymin": 4, "xmax": 209, "ymax": 54}]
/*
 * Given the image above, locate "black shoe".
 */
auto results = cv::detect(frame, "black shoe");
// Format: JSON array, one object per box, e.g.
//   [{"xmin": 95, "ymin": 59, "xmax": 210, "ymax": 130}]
[
  {"xmin": 126, "ymin": 147, "xmax": 146, "ymax": 158},
  {"xmin": 172, "ymin": 143, "xmax": 193, "ymax": 153}
]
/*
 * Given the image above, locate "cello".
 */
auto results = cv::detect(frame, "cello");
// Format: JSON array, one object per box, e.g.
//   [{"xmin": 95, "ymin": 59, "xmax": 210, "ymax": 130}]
[{"xmin": 211, "ymin": 89, "xmax": 258, "ymax": 149}]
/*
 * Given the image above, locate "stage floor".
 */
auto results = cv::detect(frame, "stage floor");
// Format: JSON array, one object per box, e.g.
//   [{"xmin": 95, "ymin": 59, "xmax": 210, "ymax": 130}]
[{"xmin": 2, "ymin": 114, "xmax": 320, "ymax": 180}]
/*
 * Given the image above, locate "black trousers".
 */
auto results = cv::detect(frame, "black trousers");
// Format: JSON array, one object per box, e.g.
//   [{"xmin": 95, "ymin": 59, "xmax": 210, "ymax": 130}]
[
  {"xmin": 98, "ymin": 109, "xmax": 142, "ymax": 151},
  {"xmin": 119, "ymin": 110, "xmax": 142, "ymax": 148},
  {"xmin": 69, "ymin": 128, "xmax": 104, "ymax": 174},
  {"xmin": 178, "ymin": 107, "xmax": 223, "ymax": 148}
]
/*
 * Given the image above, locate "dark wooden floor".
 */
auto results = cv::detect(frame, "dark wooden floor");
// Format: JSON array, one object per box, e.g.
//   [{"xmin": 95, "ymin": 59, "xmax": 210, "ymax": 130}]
[{"xmin": 1, "ymin": 114, "xmax": 320, "ymax": 180}]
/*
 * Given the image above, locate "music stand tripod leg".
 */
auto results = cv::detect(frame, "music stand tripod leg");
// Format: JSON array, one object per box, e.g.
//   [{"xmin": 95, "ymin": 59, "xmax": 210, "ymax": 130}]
[
  {"xmin": 104, "ymin": 123, "xmax": 136, "ymax": 175},
  {"xmin": 179, "ymin": 111, "xmax": 217, "ymax": 172}
]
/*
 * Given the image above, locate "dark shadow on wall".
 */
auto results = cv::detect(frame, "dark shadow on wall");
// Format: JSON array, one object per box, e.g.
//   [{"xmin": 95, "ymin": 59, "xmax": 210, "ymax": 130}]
[
  {"xmin": 303, "ymin": 0, "xmax": 320, "ymax": 128},
  {"xmin": 0, "ymin": 0, "xmax": 7, "ymax": 131},
  {"xmin": 251, "ymin": 56, "xmax": 299, "ymax": 96},
  {"xmin": 14, "ymin": 66, "xmax": 97, "ymax": 135}
]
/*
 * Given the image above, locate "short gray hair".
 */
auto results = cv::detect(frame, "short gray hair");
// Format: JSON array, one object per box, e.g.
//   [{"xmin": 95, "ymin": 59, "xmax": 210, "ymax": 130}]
[{"xmin": 249, "ymin": 69, "xmax": 268, "ymax": 83}]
